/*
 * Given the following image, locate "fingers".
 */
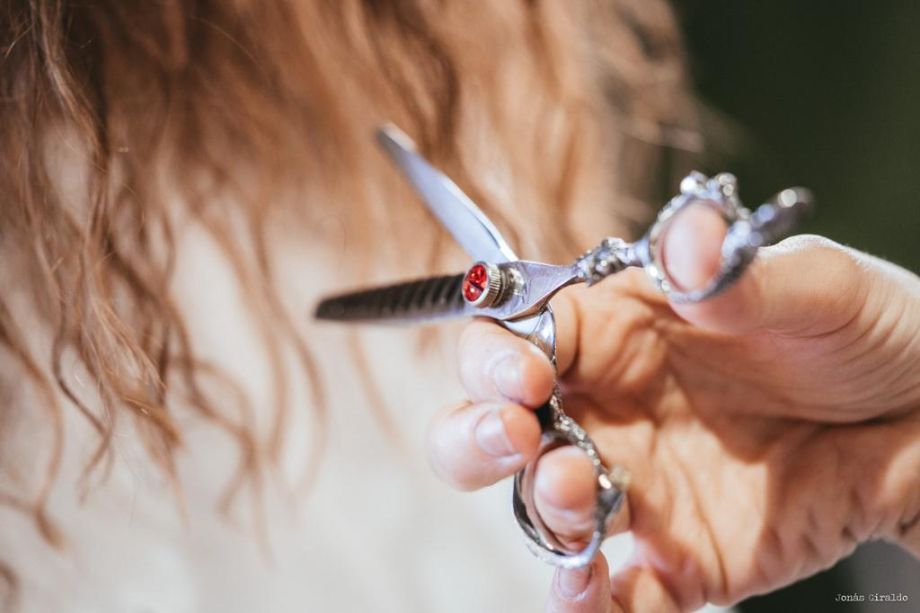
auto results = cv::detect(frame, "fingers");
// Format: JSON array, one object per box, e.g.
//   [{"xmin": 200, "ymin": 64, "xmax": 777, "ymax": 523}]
[
  {"xmin": 458, "ymin": 320, "xmax": 555, "ymax": 406},
  {"xmin": 429, "ymin": 320, "xmax": 555, "ymax": 490},
  {"xmin": 546, "ymin": 558, "xmax": 683, "ymax": 613},
  {"xmin": 547, "ymin": 554, "xmax": 617, "ymax": 613},
  {"xmin": 547, "ymin": 562, "xmax": 681, "ymax": 613},
  {"xmin": 661, "ymin": 207, "xmax": 869, "ymax": 336},
  {"xmin": 426, "ymin": 401, "xmax": 541, "ymax": 490}
]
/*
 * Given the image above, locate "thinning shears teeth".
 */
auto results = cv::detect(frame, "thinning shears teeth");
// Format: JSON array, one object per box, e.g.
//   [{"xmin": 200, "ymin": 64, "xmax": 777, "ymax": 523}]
[
  {"xmin": 312, "ymin": 261, "xmax": 581, "ymax": 325},
  {"xmin": 314, "ymin": 273, "xmax": 469, "ymax": 323}
]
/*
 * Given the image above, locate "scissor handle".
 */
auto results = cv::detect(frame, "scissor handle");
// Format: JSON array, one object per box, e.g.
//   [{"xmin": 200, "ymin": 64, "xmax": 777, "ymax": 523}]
[
  {"xmin": 501, "ymin": 307, "xmax": 630, "ymax": 568},
  {"xmin": 576, "ymin": 174, "xmax": 812, "ymax": 304},
  {"xmin": 512, "ymin": 392, "xmax": 629, "ymax": 568}
]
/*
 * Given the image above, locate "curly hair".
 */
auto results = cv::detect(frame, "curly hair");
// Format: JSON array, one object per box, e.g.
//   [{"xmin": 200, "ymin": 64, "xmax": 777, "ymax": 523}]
[{"xmin": 0, "ymin": 0, "xmax": 695, "ymax": 606}]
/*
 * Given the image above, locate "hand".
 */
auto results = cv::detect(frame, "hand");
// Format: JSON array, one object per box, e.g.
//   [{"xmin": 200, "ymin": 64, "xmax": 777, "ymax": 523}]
[{"xmin": 425, "ymin": 204, "xmax": 920, "ymax": 612}]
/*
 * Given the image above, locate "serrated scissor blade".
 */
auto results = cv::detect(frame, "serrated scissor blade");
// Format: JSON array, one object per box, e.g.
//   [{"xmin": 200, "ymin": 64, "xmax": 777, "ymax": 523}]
[
  {"xmin": 314, "ymin": 274, "xmax": 473, "ymax": 323},
  {"xmin": 377, "ymin": 125, "xmax": 517, "ymax": 264}
]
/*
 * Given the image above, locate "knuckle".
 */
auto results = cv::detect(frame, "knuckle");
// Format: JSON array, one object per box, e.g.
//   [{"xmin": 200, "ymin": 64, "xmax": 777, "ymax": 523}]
[
  {"xmin": 784, "ymin": 234, "xmax": 861, "ymax": 278},
  {"xmin": 803, "ymin": 237, "xmax": 869, "ymax": 323},
  {"xmin": 769, "ymin": 234, "xmax": 870, "ymax": 332},
  {"xmin": 777, "ymin": 232, "xmax": 839, "ymax": 254},
  {"xmin": 457, "ymin": 320, "xmax": 502, "ymax": 357},
  {"xmin": 777, "ymin": 234, "xmax": 864, "ymax": 289}
]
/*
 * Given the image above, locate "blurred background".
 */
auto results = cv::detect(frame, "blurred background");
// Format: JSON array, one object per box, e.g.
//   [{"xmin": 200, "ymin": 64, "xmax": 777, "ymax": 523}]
[
  {"xmin": 678, "ymin": 0, "xmax": 919, "ymax": 270},
  {"xmin": 676, "ymin": 1, "xmax": 920, "ymax": 611}
]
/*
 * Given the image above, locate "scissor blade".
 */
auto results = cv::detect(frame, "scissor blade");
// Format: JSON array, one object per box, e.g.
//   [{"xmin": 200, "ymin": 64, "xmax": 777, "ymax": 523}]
[
  {"xmin": 377, "ymin": 125, "xmax": 517, "ymax": 263},
  {"xmin": 314, "ymin": 274, "xmax": 472, "ymax": 323}
]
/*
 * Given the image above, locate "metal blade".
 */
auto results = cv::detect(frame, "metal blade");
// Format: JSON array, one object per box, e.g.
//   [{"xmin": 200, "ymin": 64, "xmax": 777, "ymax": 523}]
[
  {"xmin": 314, "ymin": 274, "xmax": 473, "ymax": 323},
  {"xmin": 377, "ymin": 124, "xmax": 517, "ymax": 263}
]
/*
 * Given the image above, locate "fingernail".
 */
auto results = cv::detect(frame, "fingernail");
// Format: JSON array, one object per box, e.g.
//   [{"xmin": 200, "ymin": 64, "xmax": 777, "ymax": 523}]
[
  {"xmin": 474, "ymin": 408, "xmax": 516, "ymax": 457},
  {"xmin": 556, "ymin": 564, "xmax": 593, "ymax": 599},
  {"xmin": 660, "ymin": 202, "xmax": 726, "ymax": 292},
  {"xmin": 492, "ymin": 354, "xmax": 522, "ymax": 400}
]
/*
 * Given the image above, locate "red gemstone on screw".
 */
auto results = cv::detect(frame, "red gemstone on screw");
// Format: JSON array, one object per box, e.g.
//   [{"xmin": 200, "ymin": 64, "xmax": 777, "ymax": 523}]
[{"xmin": 463, "ymin": 263, "xmax": 489, "ymax": 302}]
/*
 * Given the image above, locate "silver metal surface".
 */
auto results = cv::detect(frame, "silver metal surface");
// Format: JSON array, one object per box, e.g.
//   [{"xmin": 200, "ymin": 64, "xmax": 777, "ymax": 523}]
[
  {"xmin": 315, "ymin": 125, "xmax": 813, "ymax": 569},
  {"xmin": 474, "ymin": 261, "xmax": 580, "ymax": 321},
  {"xmin": 377, "ymin": 125, "xmax": 518, "ymax": 264},
  {"xmin": 505, "ymin": 308, "xmax": 629, "ymax": 568}
]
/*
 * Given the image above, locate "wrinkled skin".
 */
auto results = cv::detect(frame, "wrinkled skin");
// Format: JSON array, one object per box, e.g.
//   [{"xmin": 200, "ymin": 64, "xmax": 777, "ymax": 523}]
[{"xmin": 425, "ymin": 206, "xmax": 920, "ymax": 612}]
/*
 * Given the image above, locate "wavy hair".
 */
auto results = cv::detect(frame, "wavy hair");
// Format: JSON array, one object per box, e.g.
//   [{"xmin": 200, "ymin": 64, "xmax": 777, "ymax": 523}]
[{"xmin": 0, "ymin": 0, "xmax": 695, "ymax": 606}]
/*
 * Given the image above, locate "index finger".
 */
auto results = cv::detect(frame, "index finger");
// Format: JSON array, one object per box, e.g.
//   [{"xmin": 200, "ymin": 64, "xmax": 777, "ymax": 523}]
[
  {"xmin": 456, "ymin": 287, "xmax": 583, "ymax": 404},
  {"xmin": 457, "ymin": 319, "xmax": 556, "ymax": 406}
]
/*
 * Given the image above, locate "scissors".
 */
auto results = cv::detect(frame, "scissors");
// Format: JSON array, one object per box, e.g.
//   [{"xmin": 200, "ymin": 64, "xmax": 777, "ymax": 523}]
[{"xmin": 315, "ymin": 124, "xmax": 812, "ymax": 568}]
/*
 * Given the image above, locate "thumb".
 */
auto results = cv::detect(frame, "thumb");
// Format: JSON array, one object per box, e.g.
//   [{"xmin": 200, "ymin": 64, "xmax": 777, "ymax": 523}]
[
  {"xmin": 659, "ymin": 206, "xmax": 868, "ymax": 336},
  {"xmin": 546, "ymin": 555, "xmax": 617, "ymax": 613}
]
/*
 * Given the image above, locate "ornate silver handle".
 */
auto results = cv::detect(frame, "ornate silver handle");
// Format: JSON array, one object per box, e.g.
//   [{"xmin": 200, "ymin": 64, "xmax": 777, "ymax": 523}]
[
  {"xmin": 503, "ymin": 308, "xmax": 630, "ymax": 569},
  {"xmin": 576, "ymin": 172, "xmax": 813, "ymax": 303}
]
